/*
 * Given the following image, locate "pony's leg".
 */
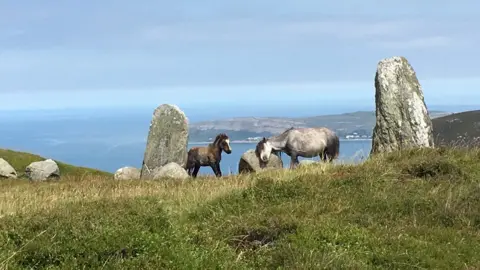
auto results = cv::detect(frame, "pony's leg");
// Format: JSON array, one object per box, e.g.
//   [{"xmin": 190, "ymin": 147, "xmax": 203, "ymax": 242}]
[
  {"xmin": 320, "ymin": 150, "xmax": 335, "ymax": 173},
  {"xmin": 192, "ymin": 165, "xmax": 200, "ymax": 178},
  {"xmin": 216, "ymin": 163, "xmax": 222, "ymax": 177},
  {"xmin": 319, "ymin": 151, "xmax": 328, "ymax": 163},
  {"xmin": 324, "ymin": 148, "xmax": 335, "ymax": 163},
  {"xmin": 289, "ymin": 154, "xmax": 299, "ymax": 169},
  {"xmin": 186, "ymin": 163, "xmax": 194, "ymax": 176},
  {"xmin": 210, "ymin": 163, "xmax": 222, "ymax": 177}
]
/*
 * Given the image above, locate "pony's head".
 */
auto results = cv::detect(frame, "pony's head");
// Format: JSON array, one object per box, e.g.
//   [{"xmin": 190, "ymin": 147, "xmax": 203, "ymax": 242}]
[
  {"xmin": 255, "ymin": 137, "xmax": 273, "ymax": 166},
  {"xmin": 214, "ymin": 133, "xmax": 232, "ymax": 154}
]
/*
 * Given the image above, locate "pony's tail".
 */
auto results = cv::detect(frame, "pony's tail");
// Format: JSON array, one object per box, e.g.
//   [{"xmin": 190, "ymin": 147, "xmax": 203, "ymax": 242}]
[{"xmin": 333, "ymin": 134, "xmax": 340, "ymax": 160}]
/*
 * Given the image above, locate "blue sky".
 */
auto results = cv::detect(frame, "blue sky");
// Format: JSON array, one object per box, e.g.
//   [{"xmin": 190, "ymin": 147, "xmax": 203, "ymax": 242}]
[{"xmin": 1, "ymin": 0, "xmax": 479, "ymax": 114}]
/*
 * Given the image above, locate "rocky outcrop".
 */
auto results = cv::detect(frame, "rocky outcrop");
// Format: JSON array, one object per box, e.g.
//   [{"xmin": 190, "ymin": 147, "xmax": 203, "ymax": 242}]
[
  {"xmin": 238, "ymin": 149, "xmax": 283, "ymax": 174},
  {"xmin": 114, "ymin": 166, "xmax": 140, "ymax": 180},
  {"xmin": 140, "ymin": 104, "xmax": 189, "ymax": 179},
  {"xmin": 152, "ymin": 162, "xmax": 189, "ymax": 180},
  {"xmin": 371, "ymin": 56, "xmax": 434, "ymax": 155},
  {"xmin": 25, "ymin": 159, "xmax": 60, "ymax": 181},
  {"xmin": 0, "ymin": 158, "xmax": 17, "ymax": 179}
]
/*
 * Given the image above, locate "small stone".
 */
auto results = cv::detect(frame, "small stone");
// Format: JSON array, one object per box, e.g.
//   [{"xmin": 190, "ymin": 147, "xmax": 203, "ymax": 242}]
[
  {"xmin": 238, "ymin": 149, "xmax": 283, "ymax": 174},
  {"xmin": 114, "ymin": 166, "xmax": 140, "ymax": 180},
  {"xmin": 299, "ymin": 160, "xmax": 317, "ymax": 166},
  {"xmin": 152, "ymin": 162, "xmax": 189, "ymax": 180},
  {"xmin": 0, "ymin": 158, "xmax": 17, "ymax": 179},
  {"xmin": 25, "ymin": 159, "xmax": 60, "ymax": 181}
]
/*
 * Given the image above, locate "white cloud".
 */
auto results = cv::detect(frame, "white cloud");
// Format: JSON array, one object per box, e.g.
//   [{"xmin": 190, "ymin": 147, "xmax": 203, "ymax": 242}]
[
  {"xmin": 280, "ymin": 20, "xmax": 416, "ymax": 39},
  {"xmin": 140, "ymin": 19, "xmax": 418, "ymax": 42},
  {"xmin": 3, "ymin": 76, "xmax": 480, "ymax": 110},
  {"xmin": 372, "ymin": 36, "xmax": 459, "ymax": 49},
  {"xmin": 139, "ymin": 18, "xmax": 470, "ymax": 50},
  {"xmin": 0, "ymin": 49, "xmax": 183, "ymax": 72}
]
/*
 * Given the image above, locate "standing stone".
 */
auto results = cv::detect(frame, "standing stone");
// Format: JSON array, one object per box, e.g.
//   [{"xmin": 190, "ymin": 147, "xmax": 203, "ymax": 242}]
[
  {"xmin": 0, "ymin": 158, "xmax": 17, "ymax": 179},
  {"xmin": 238, "ymin": 149, "xmax": 283, "ymax": 174},
  {"xmin": 371, "ymin": 56, "xmax": 434, "ymax": 155},
  {"xmin": 140, "ymin": 104, "xmax": 189, "ymax": 179},
  {"xmin": 25, "ymin": 159, "xmax": 60, "ymax": 181}
]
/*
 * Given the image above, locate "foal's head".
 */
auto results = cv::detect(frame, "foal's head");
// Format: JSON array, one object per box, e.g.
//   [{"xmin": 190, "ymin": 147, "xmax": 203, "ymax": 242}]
[{"xmin": 213, "ymin": 133, "xmax": 232, "ymax": 154}]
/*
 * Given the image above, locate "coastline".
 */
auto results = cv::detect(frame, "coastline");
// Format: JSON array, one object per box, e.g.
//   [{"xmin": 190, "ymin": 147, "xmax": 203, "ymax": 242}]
[{"xmin": 188, "ymin": 138, "xmax": 372, "ymax": 144}]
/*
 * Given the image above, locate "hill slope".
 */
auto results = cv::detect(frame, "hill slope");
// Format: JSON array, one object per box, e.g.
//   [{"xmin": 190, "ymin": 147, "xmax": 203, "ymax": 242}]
[
  {"xmin": 1, "ymin": 147, "xmax": 480, "ymax": 268},
  {"xmin": 0, "ymin": 148, "xmax": 111, "ymax": 179},
  {"xmin": 432, "ymin": 110, "xmax": 480, "ymax": 146}
]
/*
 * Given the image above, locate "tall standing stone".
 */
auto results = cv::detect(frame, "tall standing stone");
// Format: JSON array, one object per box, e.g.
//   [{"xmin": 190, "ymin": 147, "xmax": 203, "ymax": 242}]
[
  {"xmin": 140, "ymin": 104, "xmax": 189, "ymax": 179},
  {"xmin": 371, "ymin": 56, "xmax": 434, "ymax": 155}
]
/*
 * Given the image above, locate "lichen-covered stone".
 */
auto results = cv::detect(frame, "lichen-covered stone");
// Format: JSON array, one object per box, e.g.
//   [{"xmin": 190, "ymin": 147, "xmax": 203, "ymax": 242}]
[
  {"xmin": 0, "ymin": 158, "xmax": 17, "ymax": 179},
  {"xmin": 114, "ymin": 166, "xmax": 140, "ymax": 180},
  {"xmin": 371, "ymin": 56, "xmax": 434, "ymax": 155},
  {"xmin": 25, "ymin": 159, "xmax": 60, "ymax": 181},
  {"xmin": 238, "ymin": 149, "xmax": 283, "ymax": 174},
  {"xmin": 140, "ymin": 104, "xmax": 189, "ymax": 179}
]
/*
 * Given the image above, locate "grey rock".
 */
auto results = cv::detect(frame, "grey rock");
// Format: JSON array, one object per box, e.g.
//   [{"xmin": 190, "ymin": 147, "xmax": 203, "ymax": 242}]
[
  {"xmin": 0, "ymin": 158, "xmax": 17, "ymax": 179},
  {"xmin": 25, "ymin": 159, "xmax": 60, "ymax": 181},
  {"xmin": 140, "ymin": 104, "xmax": 189, "ymax": 179},
  {"xmin": 114, "ymin": 166, "xmax": 140, "ymax": 180},
  {"xmin": 152, "ymin": 162, "xmax": 189, "ymax": 180},
  {"xmin": 371, "ymin": 56, "xmax": 434, "ymax": 155},
  {"xmin": 238, "ymin": 149, "xmax": 283, "ymax": 174}
]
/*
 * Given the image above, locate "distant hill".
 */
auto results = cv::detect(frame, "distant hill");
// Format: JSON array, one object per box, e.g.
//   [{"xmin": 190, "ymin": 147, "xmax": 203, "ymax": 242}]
[
  {"xmin": 432, "ymin": 110, "xmax": 480, "ymax": 146},
  {"xmin": 189, "ymin": 110, "xmax": 451, "ymax": 142},
  {"xmin": 0, "ymin": 148, "xmax": 111, "ymax": 179}
]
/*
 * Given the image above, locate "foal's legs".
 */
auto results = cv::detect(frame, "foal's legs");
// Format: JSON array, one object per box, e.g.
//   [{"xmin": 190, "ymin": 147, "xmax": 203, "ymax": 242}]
[
  {"xmin": 215, "ymin": 163, "xmax": 222, "ymax": 177},
  {"xmin": 210, "ymin": 163, "xmax": 222, "ymax": 177},
  {"xmin": 192, "ymin": 164, "xmax": 201, "ymax": 178}
]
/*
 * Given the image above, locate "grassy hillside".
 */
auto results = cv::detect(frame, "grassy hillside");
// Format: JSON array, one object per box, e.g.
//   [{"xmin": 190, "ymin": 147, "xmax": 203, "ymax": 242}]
[
  {"xmin": 432, "ymin": 110, "xmax": 480, "ymax": 146},
  {"xmin": 0, "ymin": 148, "xmax": 112, "ymax": 179},
  {"xmin": 1, "ymin": 146, "xmax": 480, "ymax": 269}
]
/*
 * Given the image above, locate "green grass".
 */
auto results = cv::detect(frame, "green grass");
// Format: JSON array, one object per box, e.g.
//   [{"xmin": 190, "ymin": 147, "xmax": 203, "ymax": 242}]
[
  {"xmin": 1, "ymin": 147, "xmax": 480, "ymax": 269},
  {"xmin": 0, "ymin": 148, "xmax": 111, "ymax": 179}
]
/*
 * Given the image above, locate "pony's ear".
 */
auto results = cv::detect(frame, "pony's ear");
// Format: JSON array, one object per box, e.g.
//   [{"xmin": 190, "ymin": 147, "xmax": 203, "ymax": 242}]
[{"xmin": 262, "ymin": 137, "xmax": 266, "ymax": 142}]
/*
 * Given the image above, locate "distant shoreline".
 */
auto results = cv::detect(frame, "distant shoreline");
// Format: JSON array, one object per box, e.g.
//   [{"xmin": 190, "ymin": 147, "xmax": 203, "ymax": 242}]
[{"xmin": 189, "ymin": 138, "xmax": 372, "ymax": 144}]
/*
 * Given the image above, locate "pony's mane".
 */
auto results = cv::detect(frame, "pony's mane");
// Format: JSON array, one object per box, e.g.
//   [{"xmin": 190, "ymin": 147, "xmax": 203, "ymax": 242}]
[
  {"xmin": 273, "ymin": 126, "xmax": 294, "ymax": 141},
  {"xmin": 283, "ymin": 127, "xmax": 295, "ymax": 133},
  {"xmin": 212, "ymin": 133, "xmax": 229, "ymax": 146},
  {"xmin": 255, "ymin": 127, "xmax": 294, "ymax": 158}
]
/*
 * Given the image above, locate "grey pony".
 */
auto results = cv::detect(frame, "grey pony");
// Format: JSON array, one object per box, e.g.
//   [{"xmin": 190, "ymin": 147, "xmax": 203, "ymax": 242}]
[{"xmin": 255, "ymin": 127, "xmax": 340, "ymax": 169}]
